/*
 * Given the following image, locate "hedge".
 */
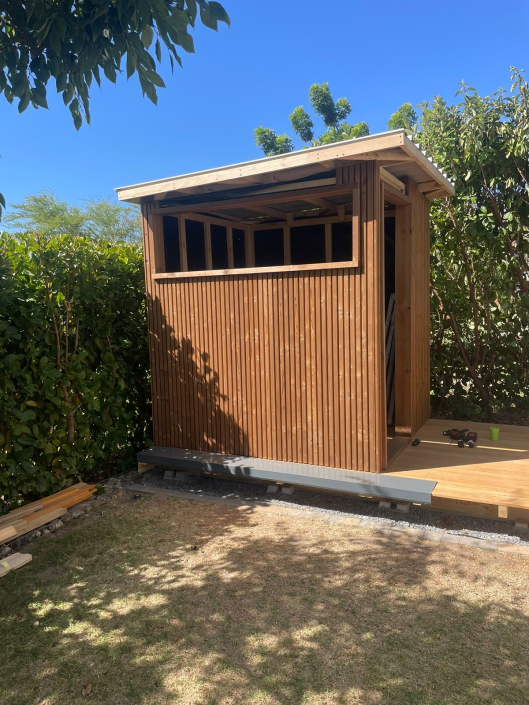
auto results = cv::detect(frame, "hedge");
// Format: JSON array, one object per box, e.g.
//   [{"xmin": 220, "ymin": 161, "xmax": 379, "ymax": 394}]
[{"xmin": 0, "ymin": 231, "xmax": 151, "ymax": 511}]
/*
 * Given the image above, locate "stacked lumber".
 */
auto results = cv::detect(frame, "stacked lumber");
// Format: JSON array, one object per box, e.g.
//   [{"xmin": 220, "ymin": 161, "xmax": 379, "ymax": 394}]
[
  {"xmin": 0, "ymin": 482, "xmax": 96, "ymax": 544},
  {"xmin": 0, "ymin": 553, "xmax": 32, "ymax": 577}
]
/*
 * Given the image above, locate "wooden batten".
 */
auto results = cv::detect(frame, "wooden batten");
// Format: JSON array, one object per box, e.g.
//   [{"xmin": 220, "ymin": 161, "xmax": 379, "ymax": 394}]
[
  {"xmin": 0, "ymin": 553, "xmax": 32, "ymax": 578},
  {"xmin": 394, "ymin": 176, "xmax": 431, "ymax": 435}
]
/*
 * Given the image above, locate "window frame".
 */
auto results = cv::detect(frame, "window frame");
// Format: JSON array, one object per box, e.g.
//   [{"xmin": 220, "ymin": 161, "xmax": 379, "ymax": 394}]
[{"xmin": 149, "ymin": 193, "xmax": 360, "ymax": 280}]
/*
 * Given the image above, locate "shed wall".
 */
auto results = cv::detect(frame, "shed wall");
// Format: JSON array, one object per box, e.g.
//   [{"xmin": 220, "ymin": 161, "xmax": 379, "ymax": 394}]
[{"xmin": 142, "ymin": 162, "xmax": 387, "ymax": 472}]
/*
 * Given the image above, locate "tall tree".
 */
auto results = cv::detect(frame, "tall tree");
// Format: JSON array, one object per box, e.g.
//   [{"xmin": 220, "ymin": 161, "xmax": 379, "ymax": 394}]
[
  {"xmin": 0, "ymin": 0, "xmax": 230, "ymax": 216},
  {"xmin": 254, "ymin": 83, "xmax": 369, "ymax": 156},
  {"xmin": 5, "ymin": 191, "xmax": 141, "ymax": 242},
  {"xmin": 387, "ymin": 102, "xmax": 418, "ymax": 131}
]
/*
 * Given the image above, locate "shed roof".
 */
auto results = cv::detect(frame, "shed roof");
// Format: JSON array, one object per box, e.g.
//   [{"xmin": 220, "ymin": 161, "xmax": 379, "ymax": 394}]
[{"xmin": 116, "ymin": 130, "xmax": 455, "ymax": 204}]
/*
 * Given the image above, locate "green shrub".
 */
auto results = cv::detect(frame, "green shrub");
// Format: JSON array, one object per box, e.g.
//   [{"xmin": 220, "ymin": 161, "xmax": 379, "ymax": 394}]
[
  {"xmin": 416, "ymin": 70, "xmax": 529, "ymax": 424},
  {"xmin": 0, "ymin": 231, "xmax": 151, "ymax": 510}
]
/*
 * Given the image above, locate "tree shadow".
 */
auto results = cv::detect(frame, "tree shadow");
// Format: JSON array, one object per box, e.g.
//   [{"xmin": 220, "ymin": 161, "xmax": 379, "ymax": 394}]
[
  {"xmin": 2, "ymin": 497, "xmax": 528, "ymax": 705},
  {"xmin": 148, "ymin": 289, "xmax": 248, "ymax": 455}
]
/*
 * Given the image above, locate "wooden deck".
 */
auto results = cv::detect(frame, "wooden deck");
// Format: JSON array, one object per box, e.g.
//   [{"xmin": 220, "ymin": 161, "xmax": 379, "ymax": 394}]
[{"xmin": 387, "ymin": 419, "xmax": 529, "ymax": 520}]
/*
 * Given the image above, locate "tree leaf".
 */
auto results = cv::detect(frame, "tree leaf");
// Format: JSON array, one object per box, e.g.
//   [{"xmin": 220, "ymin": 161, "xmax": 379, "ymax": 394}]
[
  {"xmin": 18, "ymin": 90, "xmax": 31, "ymax": 113},
  {"xmin": 199, "ymin": 7, "xmax": 217, "ymax": 31},
  {"xmin": 207, "ymin": 2, "xmax": 231, "ymax": 26},
  {"xmin": 143, "ymin": 69, "xmax": 165, "ymax": 88},
  {"xmin": 48, "ymin": 27, "xmax": 61, "ymax": 55},
  {"xmin": 141, "ymin": 24, "xmax": 154, "ymax": 50}
]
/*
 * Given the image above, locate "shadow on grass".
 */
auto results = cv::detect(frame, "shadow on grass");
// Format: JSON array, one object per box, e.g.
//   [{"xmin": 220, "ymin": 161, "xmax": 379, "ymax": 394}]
[{"xmin": 1, "ymin": 496, "xmax": 528, "ymax": 705}]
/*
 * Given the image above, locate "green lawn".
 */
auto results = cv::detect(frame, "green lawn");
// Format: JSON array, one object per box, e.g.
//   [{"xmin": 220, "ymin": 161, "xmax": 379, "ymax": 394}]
[{"xmin": 1, "ymin": 494, "xmax": 528, "ymax": 705}]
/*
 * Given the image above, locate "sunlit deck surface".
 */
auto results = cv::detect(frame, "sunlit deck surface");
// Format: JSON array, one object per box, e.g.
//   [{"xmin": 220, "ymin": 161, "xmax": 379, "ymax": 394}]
[{"xmin": 387, "ymin": 419, "xmax": 529, "ymax": 516}]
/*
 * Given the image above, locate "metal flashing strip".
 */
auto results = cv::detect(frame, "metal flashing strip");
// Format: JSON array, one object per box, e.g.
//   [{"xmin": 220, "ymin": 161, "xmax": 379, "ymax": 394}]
[{"xmin": 137, "ymin": 447, "xmax": 437, "ymax": 504}]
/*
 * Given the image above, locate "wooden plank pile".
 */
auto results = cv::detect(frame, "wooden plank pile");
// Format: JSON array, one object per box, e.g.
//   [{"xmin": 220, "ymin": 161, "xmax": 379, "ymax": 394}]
[
  {"xmin": 0, "ymin": 553, "xmax": 32, "ymax": 577},
  {"xmin": 0, "ymin": 482, "xmax": 96, "ymax": 578}
]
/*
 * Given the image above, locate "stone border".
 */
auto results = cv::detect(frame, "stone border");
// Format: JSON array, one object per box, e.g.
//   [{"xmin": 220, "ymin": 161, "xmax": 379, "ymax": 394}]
[{"xmin": 125, "ymin": 484, "xmax": 529, "ymax": 556}]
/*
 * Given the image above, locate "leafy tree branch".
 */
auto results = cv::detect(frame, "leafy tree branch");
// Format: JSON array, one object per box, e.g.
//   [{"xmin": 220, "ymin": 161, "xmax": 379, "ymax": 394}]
[
  {"xmin": 254, "ymin": 83, "xmax": 371, "ymax": 156},
  {"xmin": 0, "ymin": 0, "xmax": 230, "ymax": 128}
]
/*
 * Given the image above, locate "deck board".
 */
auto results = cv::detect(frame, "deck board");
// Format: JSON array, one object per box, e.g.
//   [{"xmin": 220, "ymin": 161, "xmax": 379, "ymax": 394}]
[{"xmin": 387, "ymin": 419, "xmax": 529, "ymax": 510}]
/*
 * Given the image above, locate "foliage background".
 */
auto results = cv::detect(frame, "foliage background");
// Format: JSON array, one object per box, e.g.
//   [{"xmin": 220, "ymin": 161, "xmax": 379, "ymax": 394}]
[
  {"xmin": 4, "ymin": 191, "xmax": 141, "ymax": 243},
  {"xmin": 417, "ymin": 71, "xmax": 529, "ymax": 423},
  {"xmin": 0, "ymin": 231, "xmax": 150, "ymax": 510}
]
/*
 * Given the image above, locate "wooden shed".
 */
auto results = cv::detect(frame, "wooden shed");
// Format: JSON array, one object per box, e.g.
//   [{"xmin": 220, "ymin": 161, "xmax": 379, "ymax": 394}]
[{"xmin": 117, "ymin": 130, "xmax": 457, "ymax": 500}]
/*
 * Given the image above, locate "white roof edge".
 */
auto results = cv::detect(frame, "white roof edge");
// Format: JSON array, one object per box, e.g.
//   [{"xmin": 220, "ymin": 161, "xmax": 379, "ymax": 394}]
[
  {"xmin": 115, "ymin": 130, "xmax": 405, "ymax": 194},
  {"xmin": 116, "ymin": 129, "xmax": 454, "ymax": 200}
]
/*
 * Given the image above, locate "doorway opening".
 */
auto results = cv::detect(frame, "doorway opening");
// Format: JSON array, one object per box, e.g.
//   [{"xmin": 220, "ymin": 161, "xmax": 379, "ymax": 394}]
[{"xmin": 384, "ymin": 202, "xmax": 409, "ymax": 465}]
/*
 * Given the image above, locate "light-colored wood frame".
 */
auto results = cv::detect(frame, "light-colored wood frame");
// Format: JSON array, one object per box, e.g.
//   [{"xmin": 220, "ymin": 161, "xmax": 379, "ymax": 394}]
[
  {"xmin": 152, "ymin": 191, "xmax": 360, "ymax": 279},
  {"xmin": 152, "ymin": 182, "xmax": 357, "ymax": 218},
  {"xmin": 117, "ymin": 131, "xmax": 454, "ymax": 202},
  {"xmin": 153, "ymin": 261, "xmax": 359, "ymax": 280}
]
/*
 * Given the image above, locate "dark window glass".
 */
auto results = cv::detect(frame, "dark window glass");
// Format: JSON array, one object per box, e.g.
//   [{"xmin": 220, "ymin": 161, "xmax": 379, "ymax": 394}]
[
  {"xmin": 290, "ymin": 224, "xmax": 326, "ymax": 265},
  {"xmin": 332, "ymin": 221, "xmax": 353, "ymax": 262},
  {"xmin": 211, "ymin": 224, "xmax": 228, "ymax": 269},
  {"xmin": 185, "ymin": 219, "xmax": 206, "ymax": 271},
  {"xmin": 232, "ymin": 228, "xmax": 246, "ymax": 268},
  {"xmin": 254, "ymin": 228, "xmax": 284, "ymax": 267},
  {"xmin": 162, "ymin": 216, "xmax": 181, "ymax": 272}
]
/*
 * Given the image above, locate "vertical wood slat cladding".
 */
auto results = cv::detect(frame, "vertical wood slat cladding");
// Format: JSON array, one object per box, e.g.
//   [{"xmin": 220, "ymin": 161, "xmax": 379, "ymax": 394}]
[
  {"xmin": 141, "ymin": 162, "xmax": 387, "ymax": 472},
  {"xmin": 394, "ymin": 177, "xmax": 431, "ymax": 436}
]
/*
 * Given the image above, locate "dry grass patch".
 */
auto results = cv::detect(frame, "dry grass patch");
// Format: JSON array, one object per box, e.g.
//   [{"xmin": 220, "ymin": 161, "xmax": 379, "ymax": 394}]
[{"xmin": 1, "ymin": 494, "xmax": 529, "ymax": 705}]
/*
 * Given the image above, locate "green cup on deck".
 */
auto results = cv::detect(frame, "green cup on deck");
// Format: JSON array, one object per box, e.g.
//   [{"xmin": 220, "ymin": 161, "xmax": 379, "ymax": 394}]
[{"xmin": 489, "ymin": 426, "xmax": 500, "ymax": 442}]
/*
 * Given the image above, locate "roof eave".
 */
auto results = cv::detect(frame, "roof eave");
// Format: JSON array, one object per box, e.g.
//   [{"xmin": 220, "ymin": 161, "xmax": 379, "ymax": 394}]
[{"xmin": 116, "ymin": 130, "xmax": 455, "ymax": 203}]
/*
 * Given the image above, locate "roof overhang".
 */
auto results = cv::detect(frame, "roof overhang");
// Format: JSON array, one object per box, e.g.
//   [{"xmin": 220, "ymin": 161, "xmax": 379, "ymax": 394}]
[{"xmin": 116, "ymin": 130, "xmax": 455, "ymax": 204}]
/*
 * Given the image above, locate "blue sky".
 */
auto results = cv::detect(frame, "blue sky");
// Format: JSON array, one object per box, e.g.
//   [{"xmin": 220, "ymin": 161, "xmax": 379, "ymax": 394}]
[{"xmin": 2, "ymin": 0, "xmax": 528, "ymax": 214}]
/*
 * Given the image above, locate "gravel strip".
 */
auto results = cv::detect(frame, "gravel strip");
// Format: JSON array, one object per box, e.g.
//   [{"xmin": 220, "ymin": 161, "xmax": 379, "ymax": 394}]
[{"xmin": 139, "ymin": 469, "xmax": 529, "ymax": 547}]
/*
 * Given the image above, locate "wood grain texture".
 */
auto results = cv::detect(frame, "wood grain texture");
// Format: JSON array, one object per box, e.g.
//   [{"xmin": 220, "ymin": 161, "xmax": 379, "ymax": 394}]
[
  {"xmin": 394, "ymin": 176, "xmax": 431, "ymax": 435},
  {"xmin": 388, "ymin": 418, "xmax": 529, "ymax": 512},
  {"xmin": 141, "ymin": 162, "xmax": 387, "ymax": 472},
  {"xmin": 0, "ymin": 553, "xmax": 32, "ymax": 577}
]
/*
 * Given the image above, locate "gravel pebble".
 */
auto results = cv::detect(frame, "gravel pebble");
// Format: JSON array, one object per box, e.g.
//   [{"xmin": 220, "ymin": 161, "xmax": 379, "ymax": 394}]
[{"xmin": 140, "ymin": 469, "xmax": 529, "ymax": 547}]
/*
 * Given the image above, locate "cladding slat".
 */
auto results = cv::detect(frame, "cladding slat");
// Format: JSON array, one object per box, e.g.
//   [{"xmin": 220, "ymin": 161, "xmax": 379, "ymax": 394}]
[
  {"xmin": 198, "ymin": 278, "xmax": 208, "ymax": 450},
  {"xmin": 284, "ymin": 275, "xmax": 294, "ymax": 462},
  {"xmin": 331, "ymin": 272, "xmax": 340, "ymax": 465},
  {"xmin": 252, "ymin": 275, "xmax": 263, "ymax": 458},
  {"xmin": 218, "ymin": 276, "xmax": 229, "ymax": 451},
  {"xmin": 315, "ymin": 273, "xmax": 324, "ymax": 466},
  {"xmin": 308, "ymin": 273, "xmax": 317, "ymax": 465}
]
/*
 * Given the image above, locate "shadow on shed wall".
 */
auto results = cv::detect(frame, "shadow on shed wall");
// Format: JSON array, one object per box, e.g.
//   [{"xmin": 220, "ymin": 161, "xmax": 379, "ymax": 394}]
[{"xmin": 147, "ymin": 292, "xmax": 248, "ymax": 455}]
